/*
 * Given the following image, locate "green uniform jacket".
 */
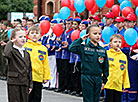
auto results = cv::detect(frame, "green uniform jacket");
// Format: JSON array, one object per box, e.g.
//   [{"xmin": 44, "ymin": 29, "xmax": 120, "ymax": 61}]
[{"xmin": 68, "ymin": 38, "xmax": 109, "ymax": 84}]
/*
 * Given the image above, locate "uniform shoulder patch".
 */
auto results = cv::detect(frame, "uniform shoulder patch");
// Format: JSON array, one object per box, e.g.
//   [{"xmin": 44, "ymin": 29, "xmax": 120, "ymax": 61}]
[
  {"xmin": 38, "ymin": 50, "xmax": 46, "ymax": 55},
  {"xmin": 39, "ymin": 55, "xmax": 44, "ymax": 61},
  {"xmin": 119, "ymin": 60, "xmax": 126, "ymax": 64},
  {"xmin": 120, "ymin": 64, "xmax": 125, "ymax": 70},
  {"xmin": 25, "ymin": 48, "xmax": 32, "ymax": 51}
]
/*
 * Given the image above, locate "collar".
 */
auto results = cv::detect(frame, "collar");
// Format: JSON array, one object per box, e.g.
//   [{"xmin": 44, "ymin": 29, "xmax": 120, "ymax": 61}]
[
  {"xmin": 109, "ymin": 48, "xmax": 122, "ymax": 54},
  {"xmin": 66, "ymin": 28, "xmax": 73, "ymax": 34},
  {"xmin": 13, "ymin": 44, "xmax": 25, "ymax": 51},
  {"xmin": 27, "ymin": 39, "xmax": 42, "ymax": 45},
  {"xmin": 88, "ymin": 41, "xmax": 100, "ymax": 48}
]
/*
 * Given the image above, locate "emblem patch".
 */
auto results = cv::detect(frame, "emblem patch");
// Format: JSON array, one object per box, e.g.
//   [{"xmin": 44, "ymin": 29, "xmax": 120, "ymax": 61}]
[
  {"xmin": 120, "ymin": 64, "xmax": 125, "ymax": 70},
  {"xmin": 39, "ymin": 55, "xmax": 44, "ymax": 61},
  {"xmin": 99, "ymin": 57, "xmax": 104, "ymax": 63}
]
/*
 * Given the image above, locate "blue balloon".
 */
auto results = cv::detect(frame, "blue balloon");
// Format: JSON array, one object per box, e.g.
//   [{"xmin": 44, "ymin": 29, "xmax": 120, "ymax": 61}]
[
  {"xmin": 102, "ymin": 17, "xmax": 105, "ymax": 24},
  {"xmin": 118, "ymin": 0, "xmax": 128, "ymax": 4},
  {"xmin": 7, "ymin": 29, "xmax": 14, "ymax": 39},
  {"xmin": 124, "ymin": 28, "xmax": 137, "ymax": 46},
  {"xmin": 59, "ymin": 7, "xmax": 70, "ymax": 20},
  {"xmin": 87, "ymin": 38, "xmax": 90, "ymax": 44},
  {"xmin": 80, "ymin": 29, "xmax": 86, "ymax": 38},
  {"xmin": 102, "ymin": 27, "xmax": 114, "ymax": 44},
  {"xmin": 56, "ymin": 18, "xmax": 61, "ymax": 24},
  {"xmin": 53, "ymin": 13, "xmax": 59, "ymax": 19},
  {"xmin": 96, "ymin": 0, "xmax": 107, "ymax": 8},
  {"xmin": 135, "ymin": 7, "xmax": 138, "ymax": 17},
  {"xmin": 74, "ymin": 0, "xmax": 86, "ymax": 13},
  {"xmin": 120, "ymin": 0, "xmax": 131, "ymax": 11}
]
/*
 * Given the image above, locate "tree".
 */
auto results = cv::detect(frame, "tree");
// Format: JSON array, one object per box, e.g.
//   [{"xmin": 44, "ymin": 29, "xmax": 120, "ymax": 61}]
[{"xmin": 0, "ymin": 0, "xmax": 33, "ymax": 20}]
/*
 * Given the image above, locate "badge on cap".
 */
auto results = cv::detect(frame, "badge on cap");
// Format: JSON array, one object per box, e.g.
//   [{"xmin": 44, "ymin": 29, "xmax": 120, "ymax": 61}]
[
  {"xmin": 99, "ymin": 57, "xmax": 104, "ymax": 63},
  {"xmin": 120, "ymin": 64, "xmax": 125, "ymax": 70}
]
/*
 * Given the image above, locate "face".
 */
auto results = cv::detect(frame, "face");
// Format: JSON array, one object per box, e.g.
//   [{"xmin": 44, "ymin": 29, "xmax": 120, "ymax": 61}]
[
  {"xmin": 28, "ymin": 30, "xmax": 41, "ymax": 42},
  {"xmin": 27, "ymin": 21, "xmax": 33, "ymax": 28},
  {"xmin": 105, "ymin": 18, "xmax": 113, "ymax": 26},
  {"xmin": 22, "ymin": 19, "xmax": 27, "ymax": 27},
  {"xmin": 116, "ymin": 22, "xmax": 124, "ymax": 29},
  {"xmin": 125, "ymin": 21, "xmax": 135, "ymax": 28},
  {"xmin": 89, "ymin": 27, "xmax": 101, "ymax": 44},
  {"xmin": 16, "ymin": 24, "xmax": 22, "ymax": 29},
  {"xmin": 1, "ymin": 24, "xmax": 7, "ymax": 30},
  {"xmin": 91, "ymin": 19, "xmax": 99, "ymax": 25},
  {"xmin": 66, "ymin": 21, "xmax": 72, "ymax": 30},
  {"xmin": 111, "ymin": 37, "xmax": 121, "ymax": 52},
  {"xmin": 14, "ymin": 31, "xmax": 26, "ymax": 47},
  {"xmin": 79, "ymin": 24, "xmax": 86, "ymax": 31},
  {"xmin": 72, "ymin": 21, "xmax": 79, "ymax": 30}
]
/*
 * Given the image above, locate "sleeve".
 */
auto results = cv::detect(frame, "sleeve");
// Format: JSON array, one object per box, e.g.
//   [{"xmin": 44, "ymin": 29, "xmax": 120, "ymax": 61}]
[
  {"xmin": 28, "ymin": 54, "xmax": 33, "ymax": 88},
  {"xmin": 123, "ymin": 59, "xmax": 130, "ymax": 88},
  {"xmin": 42, "ymin": 48, "xmax": 51, "ymax": 80},
  {"xmin": 102, "ymin": 50, "xmax": 109, "ymax": 84},
  {"xmin": 68, "ymin": 38, "xmax": 83, "ymax": 55},
  {"xmin": 3, "ymin": 41, "xmax": 13, "ymax": 58}
]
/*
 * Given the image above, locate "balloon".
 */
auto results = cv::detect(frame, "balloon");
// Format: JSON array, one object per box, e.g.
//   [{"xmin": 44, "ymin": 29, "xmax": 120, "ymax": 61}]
[
  {"xmin": 61, "ymin": 0, "xmax": 71, "ymax": 8},
  {"xmin": 40, "ymin": 20, "xmax": 50, "ymax": 35},
  {"xmin": 70, "ymin": 0, "xmax": 76, "ymax": 11},
  {"xmin": 95, "ymin": 0, "xmax": 107, "ymax": 8},
  {"xmin": 56, "ymin": 18, "xmax": 61, "ymax": 24},
  {"xmin": 90, "ymin": 3, "xmax": 98, "ymax": 15},
  {"xmin": 71, "ymin": 30, "xmax": 80, "ymax": 41},
  {"xmin": 80, "ymin": 29, "xmax": 86, "ymax": 38},
  {"xmin": 85, "ymin": 0, "xmax": 95, "ymax": 11},
  {"xmin": 59, "ymin": 7, "xmax": 70, "ymax": 20},
  {"xmin": 111, "ymin": 5, "xmax": 121, "ymax": 17},
  {"xmin": 118, "ymin": 0, "xmax": 128, "ymax": 4},
  {"xmin": 74, "ymin": 0, "xmax": 86, "ymax": 13},
  {"xmin": 87, "ymin": 38, "xmax": 90, "ymax": 43},
  {"xmin": 105, "ymin": 0, "xmax": 114, "ymax": 8},
  {"xmin": 132, "ymin": 0, "xmax": 138, "ymax": 7},
  {"xmin": 122, "ymin": 7, "xmax": 134, "ymax": 17},
  {"xmin": 7, "ymin": 29, "xmax": 14, "ymax": 39},
  {"xmin": 103, "ymin": 17, "xmax": 106, "ymax": 24},
  {"xmin": 102, "ymin": 27, "xmax": 114, "ymax": 44},
  {"xmin": 53, "ymin": 13, "xmax": 59, "ymax": 19},
  {"xmin": 135, "ymin": 6, "xmax": 138, "ymax": 17},
  {"xmin": 124, "ymin": 28, "xmax": 137, "ymax": 45},
  {"xmin": 52, "ymin": 24, "xmax": 64, "ymax": 37},
  {"xmin": 120, "ymin": 0, "xmax": 131, "ymax": 11}
]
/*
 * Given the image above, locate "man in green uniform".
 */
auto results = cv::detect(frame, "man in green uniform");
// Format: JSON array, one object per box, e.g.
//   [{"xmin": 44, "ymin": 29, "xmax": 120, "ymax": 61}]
[
  {"xmin": 0, "ymin": 22, "xmax": 9, "ymax": 80},
  {"xmin": 68, "ymin": 24, "xmax": 109, "ymax": 102}
]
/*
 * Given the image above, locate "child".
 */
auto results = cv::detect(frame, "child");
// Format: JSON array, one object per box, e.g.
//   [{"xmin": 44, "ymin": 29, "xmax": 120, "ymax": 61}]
[
  {"xmin": 68, "ymin": 24, "xmax": 109, "ymax": 102},
  {"xmin": 24, "ymin": 25, "xmax": 51, "ymax": 102},
  {"xmin": 104, "ymin": 34, "xmax": 130, "ymax": 102},
  {"xmin": 3, "ymin": 29, "xmax": 32, "ymax": 102}
]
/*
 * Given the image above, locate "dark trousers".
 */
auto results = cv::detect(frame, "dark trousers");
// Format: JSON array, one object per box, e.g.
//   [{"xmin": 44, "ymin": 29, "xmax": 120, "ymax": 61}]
[
  {"xmin": 105, "ymin": 89, "xmax": 122, "ymax": 102},
  {"xmin": 29, "ymin": 81, "xmax": 42, "ymax": 102},
  {"xmin": 81, "ymin": 74, "xmax": 102, "ymax": 102},
  {"xmin": 8, "ymin": 84, "xmax": 29, "ymax": 102}
]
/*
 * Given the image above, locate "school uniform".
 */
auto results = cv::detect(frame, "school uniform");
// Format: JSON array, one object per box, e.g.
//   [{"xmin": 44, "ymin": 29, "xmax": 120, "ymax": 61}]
[
  {"xmin": 69, "ymin": 38, "xmax": 109, "ymax": 102},
  {"xmin": 104, "ymin": 49, "xmax": 130, "ymax": 102},
  {"xmin": 24, "ymin": 40, "xmax": 51, "ymax": 102},
  {"xmin": 4, "ymin": 41, "xmax": 32, "ymax": 102}
]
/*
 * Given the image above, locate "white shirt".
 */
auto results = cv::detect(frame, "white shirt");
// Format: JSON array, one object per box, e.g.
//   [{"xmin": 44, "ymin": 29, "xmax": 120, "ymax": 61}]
[{"xmin": 13, "ymin": 44, "xmax": 25, "ymax": 57}]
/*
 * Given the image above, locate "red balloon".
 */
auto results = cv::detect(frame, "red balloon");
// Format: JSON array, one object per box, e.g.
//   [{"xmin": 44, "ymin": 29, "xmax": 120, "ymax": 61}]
[
  {"xmin": 90, "ymin": 3, "xmax": 98, "ymax": 15},
  {"xmin": 111, "ymin": 5, "xmax": 121, "ymax": 17},
  {"xmin": 52, "ymin": 24, "xmax": 63, "ymax": 37},
  {"xmin": 132, "ymin": 0, "xmax": 138, "ymax": 7},
  {"xmin": 85, "ymin": 0, "xmax": 95, "ymax": 11},
  {"xmin": 71, "ymin": 30, "xmax": 80, "ymax": 41},
  {"xmin": 105, "ymin": 0, "xmax": 114, "ymax": 8},
  {"xmin": 122, "ymin": 7, "xmax": 134, "ymax": 17},
  {"xmin": 40, "ymin": 20, "xmax": 50, "ymax": 36},
  {"xmin": 70, "ymin": 0, "xmax": 76, "ymax": 11},
  {"xmin": 61, "ymin": 0, "xmax": 71, "ymax": 8}
]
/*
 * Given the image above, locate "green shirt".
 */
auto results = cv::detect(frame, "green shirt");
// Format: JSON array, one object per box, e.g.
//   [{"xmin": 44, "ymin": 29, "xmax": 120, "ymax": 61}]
[{"xmin": 68, "ymin": 38, "xmax": 109, "ymax": 83}]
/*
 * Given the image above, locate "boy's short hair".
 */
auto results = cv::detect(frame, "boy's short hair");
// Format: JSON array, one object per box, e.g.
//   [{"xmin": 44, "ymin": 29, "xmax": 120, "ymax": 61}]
[
  {"xmin": 86, "ymin": 24, "xmax": 99, "ymax": 34},
  {"xmin": 28, "ymin": 25, "xmax": 41, "ymax": 35},
  {"xmin": 10, "ymin": 29, "xmax": 24, "ymax": 40},
  {"xmin": 110, "ymin": 34, "xmax": 122, "ymax": 42}
]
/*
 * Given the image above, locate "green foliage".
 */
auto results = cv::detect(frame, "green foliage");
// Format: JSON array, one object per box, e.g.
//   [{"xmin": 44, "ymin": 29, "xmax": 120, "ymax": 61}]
[{"xmin": 0, "ymin": 0, "xmax": 33, "ymax": 20}]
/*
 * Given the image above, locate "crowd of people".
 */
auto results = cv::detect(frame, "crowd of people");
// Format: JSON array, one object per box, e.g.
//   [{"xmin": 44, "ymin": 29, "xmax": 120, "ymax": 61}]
[{"xmin": 0, "ymin": 11, "xmax": 138, "ymax": 102}]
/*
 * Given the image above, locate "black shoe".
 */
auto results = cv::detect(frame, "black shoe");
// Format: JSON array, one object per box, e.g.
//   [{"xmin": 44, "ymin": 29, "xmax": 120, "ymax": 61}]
[
  {"xmin": 47, "ymin": 87, "xmax": 55, "ymax": 90},
  {"xmin": 75, "ymin": 93, "xmax": 81, "ymax": 97},
  {"xmin": 62, "ymin": 89, "xmax": 68, "ymax": 94},
  {"xmin": 54, "ymin": 89, "xmax": 64, "ymax": 92},
  {"xmin": 70, "ymin": 91, "xmax": 77, "ymax": 95},
  {"xmin": 67, "ymin": 90, "xmax": 72, "ymax": 94}
]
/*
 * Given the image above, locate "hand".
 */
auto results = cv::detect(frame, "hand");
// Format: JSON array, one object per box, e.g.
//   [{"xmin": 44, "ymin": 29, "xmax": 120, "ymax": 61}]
[
  {"xmin": 0, "ymin": 41, "xmax": 7, "ymax": 46},
  {"xmin": 62, "ymin": 41, "xmax": 68, "ymax": 48},
  {"xmin": 11, "ymin": 39, "xmax": 17, "ymax": 43},
  {"xmin": 131, "ymin": 55, "xmax": 137, "ymax": 60},
  {"xmin": 29, "ymin": 88, "xmax": 32, "ymax": 94},
  {"xmin": 46, "ymin": 44, "xmax": 50, "ymax": 48},
  {"xmin": 133, "ymin": 49, "xmax": 138, "ymax": 54},
  {"xmin": 100, "ymin": 83, "xmax": 104, "ymax": 93},
  {"xmin": 56, "ymin": 38, "xmax": 61, "ymax": 42},
  {"xmin": 43, "ymin": 80, "xmax": 48, "ymax": 84},
  {"xmin": 51, "ymin": 46, "xmax": 55, "ymax": 51},
  {"xmin": 81, "ymin": 34, "xmax": 89, "ymax": 40},
  {"xmin": 56, "ymin": 48, "xmax": 61, "ymax": 52}
]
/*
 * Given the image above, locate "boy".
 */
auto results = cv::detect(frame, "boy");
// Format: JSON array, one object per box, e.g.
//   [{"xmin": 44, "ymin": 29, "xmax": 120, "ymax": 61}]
[
  {"xmin": 104, "ymin": 34, "xmax": 130, "ymax": 102},
  {"xmin": 24, "ymin": 25, "xmax": 51, "ymax": 102},
  {"xmin": 68, "ymin": 24, "xmax": 109, "ymax": 102}
]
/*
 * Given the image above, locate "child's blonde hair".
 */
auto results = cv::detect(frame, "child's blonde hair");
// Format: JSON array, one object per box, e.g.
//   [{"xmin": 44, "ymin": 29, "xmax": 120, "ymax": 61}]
[
  {"xmin": 28, "ymin": 25, "xmax": 41, "ymax": 35},
  {"xmin": 10, "ymin": 29, "xmax": 24, "ymax": 40},
  {"xmin": 110, "ymin": 34, "xmax": 122, "ymax": 42},
  {"xmin": 86, "ymin": 24, "xmax": 99, "ymax": 34}
]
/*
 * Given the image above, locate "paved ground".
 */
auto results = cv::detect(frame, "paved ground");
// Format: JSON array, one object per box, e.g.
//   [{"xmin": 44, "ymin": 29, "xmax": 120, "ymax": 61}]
[{"xmin": 0, "ymin": 80, "xmax": 83, "ymax": 102}]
